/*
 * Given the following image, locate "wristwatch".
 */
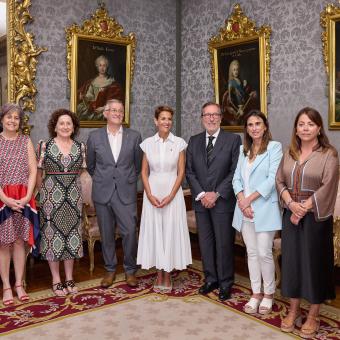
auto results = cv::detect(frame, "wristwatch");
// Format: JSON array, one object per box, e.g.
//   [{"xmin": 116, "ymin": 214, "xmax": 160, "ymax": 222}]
[{"xmin": 216, "ymin": 192, "xmax": 220, "ymax": 199}]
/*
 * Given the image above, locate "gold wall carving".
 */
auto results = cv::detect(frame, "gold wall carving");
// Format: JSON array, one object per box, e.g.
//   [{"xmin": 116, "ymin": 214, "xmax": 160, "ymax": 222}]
[
  {"xmin": 7, "ymin": 0, "xmax": 47, "ymax": 134},
  {"xmin": 321, "ymin": 3, "xmax": 340, "ymax": 129}
]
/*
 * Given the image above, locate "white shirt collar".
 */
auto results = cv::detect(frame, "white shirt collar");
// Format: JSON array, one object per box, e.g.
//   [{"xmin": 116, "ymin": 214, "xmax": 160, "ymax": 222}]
[
  {"xmin": 154, "ymin": 132, "xmax": 175, "ymax": 143},
  {"xmin": 205, "ymin": 128, "xmax": 220, "ymax": 139},
  {"xmin": 107, "ymin": 125, "xmax": 123, "ymax": 136}
]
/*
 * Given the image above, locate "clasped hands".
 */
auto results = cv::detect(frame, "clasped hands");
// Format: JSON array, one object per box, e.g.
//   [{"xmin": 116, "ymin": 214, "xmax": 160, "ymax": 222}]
[
  {"xmin": 148, "ymin": 194, "xmax": 174, "ymax": 208},
  {"xmin": 238, "ymin": 196, "xmax": 254, "ymax": 219},
  {"xmin": 4, "ymin": 196, "xmax": 29, "ymax": 213},
  {"xmin": 289, "ymin": 201, "xmax": 308, "ymax": 225},
  {"xmin": 200, "ymin": 192, "xmax": 219, "ymax": 209}
]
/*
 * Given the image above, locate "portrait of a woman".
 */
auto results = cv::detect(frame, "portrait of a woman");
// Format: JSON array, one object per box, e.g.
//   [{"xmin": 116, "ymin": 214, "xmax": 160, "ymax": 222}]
[{"xmin": 77, "ymin": 55, "xmax": 124, "ymax": 121}]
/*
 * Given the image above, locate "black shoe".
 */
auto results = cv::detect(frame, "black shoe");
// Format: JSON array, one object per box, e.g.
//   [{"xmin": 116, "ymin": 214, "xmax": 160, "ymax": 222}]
[
  {"xmin": 218, "ymin": 287, "xmax": 231, "ymax": 301},
  {"xmin": 199, "ymin": 282, "xmax": 219, "ymax": 295}
]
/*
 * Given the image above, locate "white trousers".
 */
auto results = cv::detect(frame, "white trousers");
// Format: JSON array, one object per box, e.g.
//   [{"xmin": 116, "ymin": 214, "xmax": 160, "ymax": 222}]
[{"xmin": 241, "ymin": 220, "xmax": 276, "ymax": 295}]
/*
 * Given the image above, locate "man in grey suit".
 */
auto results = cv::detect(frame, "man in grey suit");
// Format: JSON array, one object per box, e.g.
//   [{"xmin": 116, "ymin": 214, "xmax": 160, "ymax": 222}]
[
  {"xmin": 87, "ymin": 99, "xmax": 142, "ymax": 288},
  {"xmin": 186, "ymin": 102, "xmax": 241, "ymax": 300}
]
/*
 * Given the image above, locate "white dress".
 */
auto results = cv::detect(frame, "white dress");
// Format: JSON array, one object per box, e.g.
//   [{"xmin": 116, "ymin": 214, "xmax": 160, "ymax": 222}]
[{"xmin": 137, "ymin": 132, "xmax": 192, "ymax": 271}]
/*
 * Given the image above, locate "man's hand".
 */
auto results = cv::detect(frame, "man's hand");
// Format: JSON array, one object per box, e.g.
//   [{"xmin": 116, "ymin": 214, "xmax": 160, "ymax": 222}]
[{"xmin": 201, "ymin": 192, "xmax": 219, "ymax": 209}]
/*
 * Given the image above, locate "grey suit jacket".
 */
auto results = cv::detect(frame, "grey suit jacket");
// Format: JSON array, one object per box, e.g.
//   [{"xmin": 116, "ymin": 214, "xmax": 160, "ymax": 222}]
[
  {"xmin": 86, "ymin": 126, "xmax": 143, "ymax": 205},
  {"xmin": 186, "ymin": 130, "xmax": 241, "ymax": 213}
]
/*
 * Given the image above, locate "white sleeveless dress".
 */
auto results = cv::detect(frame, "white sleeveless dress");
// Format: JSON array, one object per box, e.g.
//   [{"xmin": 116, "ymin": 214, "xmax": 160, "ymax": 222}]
[{"xmin": 137, "ymin": 133, "xmax": 192, "ymax": 271}]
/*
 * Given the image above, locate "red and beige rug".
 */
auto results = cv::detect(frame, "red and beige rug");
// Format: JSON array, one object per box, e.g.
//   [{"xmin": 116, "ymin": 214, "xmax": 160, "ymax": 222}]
[{"xmin": 0, "ymin": 262, "xmax": 339, "ymax": 339}]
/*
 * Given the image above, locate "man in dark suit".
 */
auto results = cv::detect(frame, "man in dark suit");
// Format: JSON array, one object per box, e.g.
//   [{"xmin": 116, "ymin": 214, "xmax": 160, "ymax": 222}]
[
  {"xmin": 186, "ymin": 102, "xmax": 241, "ymax": 300},
  {"xmin": 87, "ymin": 99, "xmax": 142, "ymax": 288}
]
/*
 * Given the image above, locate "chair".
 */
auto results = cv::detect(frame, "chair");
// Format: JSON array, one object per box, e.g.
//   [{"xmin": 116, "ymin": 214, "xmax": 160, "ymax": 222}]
[{"xmin": 80, "ymin": 171, "xmax": 101, "ymax": 274}]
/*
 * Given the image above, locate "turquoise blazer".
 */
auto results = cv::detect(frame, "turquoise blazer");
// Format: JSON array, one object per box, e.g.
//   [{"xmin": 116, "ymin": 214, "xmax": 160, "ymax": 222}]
[{"xmin": 232, "ymin": 141, "xmax": 283, "ymax": 232}]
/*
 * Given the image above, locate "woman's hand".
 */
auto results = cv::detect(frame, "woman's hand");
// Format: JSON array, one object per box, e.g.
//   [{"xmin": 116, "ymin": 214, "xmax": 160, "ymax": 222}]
[
  {"xmin": 289, "ymin": 201, "xmax": 307, "ymax": 219},
  {"xmin": 290, "ymin": 213, "xmax": 300, "ymax": 226},
  {"xmin": 238, "ymin": 196, "xmax": 252, "ymax": 211},
  {"xmin": 18, "ymin": 195, "xmax": 30, "ymax": 207},
  {"xmin": 147, "ymin": 194, "xmax": 161, "ymax": 208},
  {"xmin": 3, "ymin": 197, "xmax": 24, "ymax": 212},
  {"xmin": 242, "ymin": 206, "xmax": 254, "ymax": 219},
  {"xmin": 158, "ymin": 195, "xmax": 174, "ymax": 208}
]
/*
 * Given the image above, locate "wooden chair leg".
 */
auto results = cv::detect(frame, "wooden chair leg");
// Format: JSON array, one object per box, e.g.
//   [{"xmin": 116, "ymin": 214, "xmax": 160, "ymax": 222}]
[
  {"xmin": 273, "ymin": 251, "xmax": 281, "ymax": 287},
  {"xmin": 88, "ymin": 239, "xmax": 96, "ymax": 275}
]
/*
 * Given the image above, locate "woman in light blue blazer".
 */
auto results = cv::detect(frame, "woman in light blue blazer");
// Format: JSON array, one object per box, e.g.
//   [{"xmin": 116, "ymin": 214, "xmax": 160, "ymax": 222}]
[{"xmin": 232, "ymin": 110, "xmax": 282, "ymax": 315}]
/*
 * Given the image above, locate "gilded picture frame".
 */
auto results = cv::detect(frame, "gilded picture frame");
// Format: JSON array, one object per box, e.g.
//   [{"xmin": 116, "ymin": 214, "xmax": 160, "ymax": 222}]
[
  {"xmin": 208, "ymin": 4, "xmax": 271, "ymax": 132},
  {"xmin": 321, "ymin": 3, "xmax": 340, "ymax": 129},
  {"xmin": 66, "ymin": 5, "xmax": 136, "ymax": 128}
]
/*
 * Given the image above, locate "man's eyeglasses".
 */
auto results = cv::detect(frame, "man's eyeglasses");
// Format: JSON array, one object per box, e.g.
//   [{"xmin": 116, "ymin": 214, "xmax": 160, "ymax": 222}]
[
  {"xmin": 104, "ymin": 108, "xmax": 124, "ymax": 114},
  {"xmin": 201, "ymin": 113, "xmax": 221, "ymax": 118}
]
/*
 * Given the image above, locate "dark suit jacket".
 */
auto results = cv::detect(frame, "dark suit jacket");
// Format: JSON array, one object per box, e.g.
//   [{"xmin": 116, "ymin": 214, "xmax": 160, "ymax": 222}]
[
  {"xmin": 186, "ymin": 130, "xmax": 241, "ymax": 213},
  {"xmin": 86, "ymin": 126, "xmax": 142, "ymax": 205}
]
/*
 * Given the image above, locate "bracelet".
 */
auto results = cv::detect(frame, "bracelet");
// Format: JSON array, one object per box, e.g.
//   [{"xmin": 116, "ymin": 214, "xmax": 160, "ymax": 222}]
[{"xmin": 287, "ymin": 199, "xmax": 293, "ymax": 207}]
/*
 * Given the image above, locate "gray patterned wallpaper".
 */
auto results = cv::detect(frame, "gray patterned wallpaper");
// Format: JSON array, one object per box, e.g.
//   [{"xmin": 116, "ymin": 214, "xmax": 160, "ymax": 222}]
[
  {"xmin": 29, "ymin": 0, "xmax": 176, "ymax": 144},
  {"xmin": 181, "ymin": 0, "xmax": 340, "ymax": 151},
  {"xmin": 26, "ymin": 0, "xmax": 340, "ymax": 152}
]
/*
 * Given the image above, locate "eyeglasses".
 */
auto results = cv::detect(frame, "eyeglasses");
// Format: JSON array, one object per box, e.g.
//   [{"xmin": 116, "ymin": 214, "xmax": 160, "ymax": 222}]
[
  {"xmin": 104, "ymin": 108, "xmax": 124, "ymax": 115},
  {"xmin": 201, "ymin": 113, "xmax": 221, "ymax": 118}
]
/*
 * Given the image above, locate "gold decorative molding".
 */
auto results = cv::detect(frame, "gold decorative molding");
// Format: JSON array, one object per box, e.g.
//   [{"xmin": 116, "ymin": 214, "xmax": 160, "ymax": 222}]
[
  {"xmin": 334, "ymin": 217, "xmax": 340, "ymax": 267},
  {"xmin": 66, "ymin": 4, "xmax": 136, "ymax": 84},
  {"xmin": 320, "ymin": 2, "xmax": 340, "ymax": 129},
  {"xmin": 320, "ymin": 3, "xmax": 340, "ymax": 76},
  {"xmin": 7, "ymin": 0, "xmax": 47, "ymax": 117}
]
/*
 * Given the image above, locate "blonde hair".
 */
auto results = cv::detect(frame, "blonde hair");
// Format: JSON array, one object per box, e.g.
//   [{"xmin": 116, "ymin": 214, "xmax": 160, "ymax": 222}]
[{"xmin": 228, "ymin": 60, "xmax": 240, "ymax": 80}]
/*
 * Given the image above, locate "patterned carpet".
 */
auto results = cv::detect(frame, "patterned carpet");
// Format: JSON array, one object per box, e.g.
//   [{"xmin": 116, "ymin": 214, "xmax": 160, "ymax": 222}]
[{"xmin": 0, "ymin": 261, "xmax": 339, "ymax": 339}]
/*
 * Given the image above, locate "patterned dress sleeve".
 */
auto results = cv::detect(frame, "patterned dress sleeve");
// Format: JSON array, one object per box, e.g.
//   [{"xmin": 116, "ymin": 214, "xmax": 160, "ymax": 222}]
[
  {"xmin": 81, "ymin": 142, "xmax": 87, "ymax": 169},
  {"xmin": 36, "ymin": 140, "xmax": 46, "ymax": 170}
]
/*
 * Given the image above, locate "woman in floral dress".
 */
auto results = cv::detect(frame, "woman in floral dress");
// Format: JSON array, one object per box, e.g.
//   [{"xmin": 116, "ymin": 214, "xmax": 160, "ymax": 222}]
[
  {"xmin": 36, "ymin": 109, "xmax": 86, "ymax": 296},
  {"xmin": 0, "ymin": 103, "xmax": 38, "ymax": 305}
]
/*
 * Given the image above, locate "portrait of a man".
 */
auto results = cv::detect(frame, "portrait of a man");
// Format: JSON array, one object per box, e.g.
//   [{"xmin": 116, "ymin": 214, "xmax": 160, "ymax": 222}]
[{"xmin": 217, "ymin": 41, "xmax": 260, "ymax": 127}]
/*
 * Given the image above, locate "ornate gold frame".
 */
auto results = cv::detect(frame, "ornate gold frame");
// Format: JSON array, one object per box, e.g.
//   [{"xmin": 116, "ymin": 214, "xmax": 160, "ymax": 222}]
[
  {"xmin": 208, "ymin": 4, "xmax": 271, "ymax": 132},
  {"xmin": 321, "ymin": 3, "xmax": 340, "ymax": 129},
  {"xmin": 7, "ymin": 0, "xmax": 47, "ymax": 134},
  {"xmin": 66, "ymin": 5, "xmax": 136, "ymax": 128}
]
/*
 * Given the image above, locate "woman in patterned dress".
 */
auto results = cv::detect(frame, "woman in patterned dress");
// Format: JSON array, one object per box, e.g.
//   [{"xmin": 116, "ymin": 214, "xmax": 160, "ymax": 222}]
[
  {"xmin": 36, "ymin": 109, "xmax": 86, "ymax": 296},
  {"xmin": 0, "ymin": 103, "xmax": 38, "ymax": 305}
]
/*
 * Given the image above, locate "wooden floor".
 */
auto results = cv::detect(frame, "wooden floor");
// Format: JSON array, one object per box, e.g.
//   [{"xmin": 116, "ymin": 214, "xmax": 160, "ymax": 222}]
[{"xmin": 5, "ymin": 234, "xmax": 340, "ymax": 309}]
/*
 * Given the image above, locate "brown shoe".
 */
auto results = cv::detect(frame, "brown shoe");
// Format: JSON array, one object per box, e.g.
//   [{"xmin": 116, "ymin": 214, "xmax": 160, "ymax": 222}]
[
  {"xmin": 126, "ymin": 274, "xmax": 138, "ymax": 287},
  {"xmin": 101, "ymin": 272, "xmax": 116, "ymax": 288}
]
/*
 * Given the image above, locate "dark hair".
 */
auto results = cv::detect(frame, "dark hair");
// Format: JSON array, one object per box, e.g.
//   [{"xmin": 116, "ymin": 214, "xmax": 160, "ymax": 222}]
[
  {"xmin": 47, "ymin": 109, "xmax": 80, "ymax": 139},
  {"xmin": 201, "ymin": 102, "xmax": 221, "ymax": 116},
  {"xmin": 243, "ymin": 110, "xmax": 272, "ymax": 157},
  {"xmin": 154, "ymin": 105, "xmax": 174, "ymax": 119},
  {"xmin": 289, "ymin": 107, "xmax": 337, "ymax": 160},
  {"xmin": 0, "ymin": 103, "xmax": 25, "ymax": 131}
]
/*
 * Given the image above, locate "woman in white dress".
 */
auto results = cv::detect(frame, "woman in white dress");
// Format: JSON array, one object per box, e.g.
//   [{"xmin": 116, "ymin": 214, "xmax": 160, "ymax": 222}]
[{"xmin": 137, "ymin": 106, "xmax": 192, "ymax": 292}]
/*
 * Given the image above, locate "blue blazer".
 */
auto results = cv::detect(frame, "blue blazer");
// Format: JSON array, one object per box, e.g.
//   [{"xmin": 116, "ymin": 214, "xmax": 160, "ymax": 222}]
[{"xmin": 232, "ymin": 141, "xmax": 283, "ymax": 232}]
